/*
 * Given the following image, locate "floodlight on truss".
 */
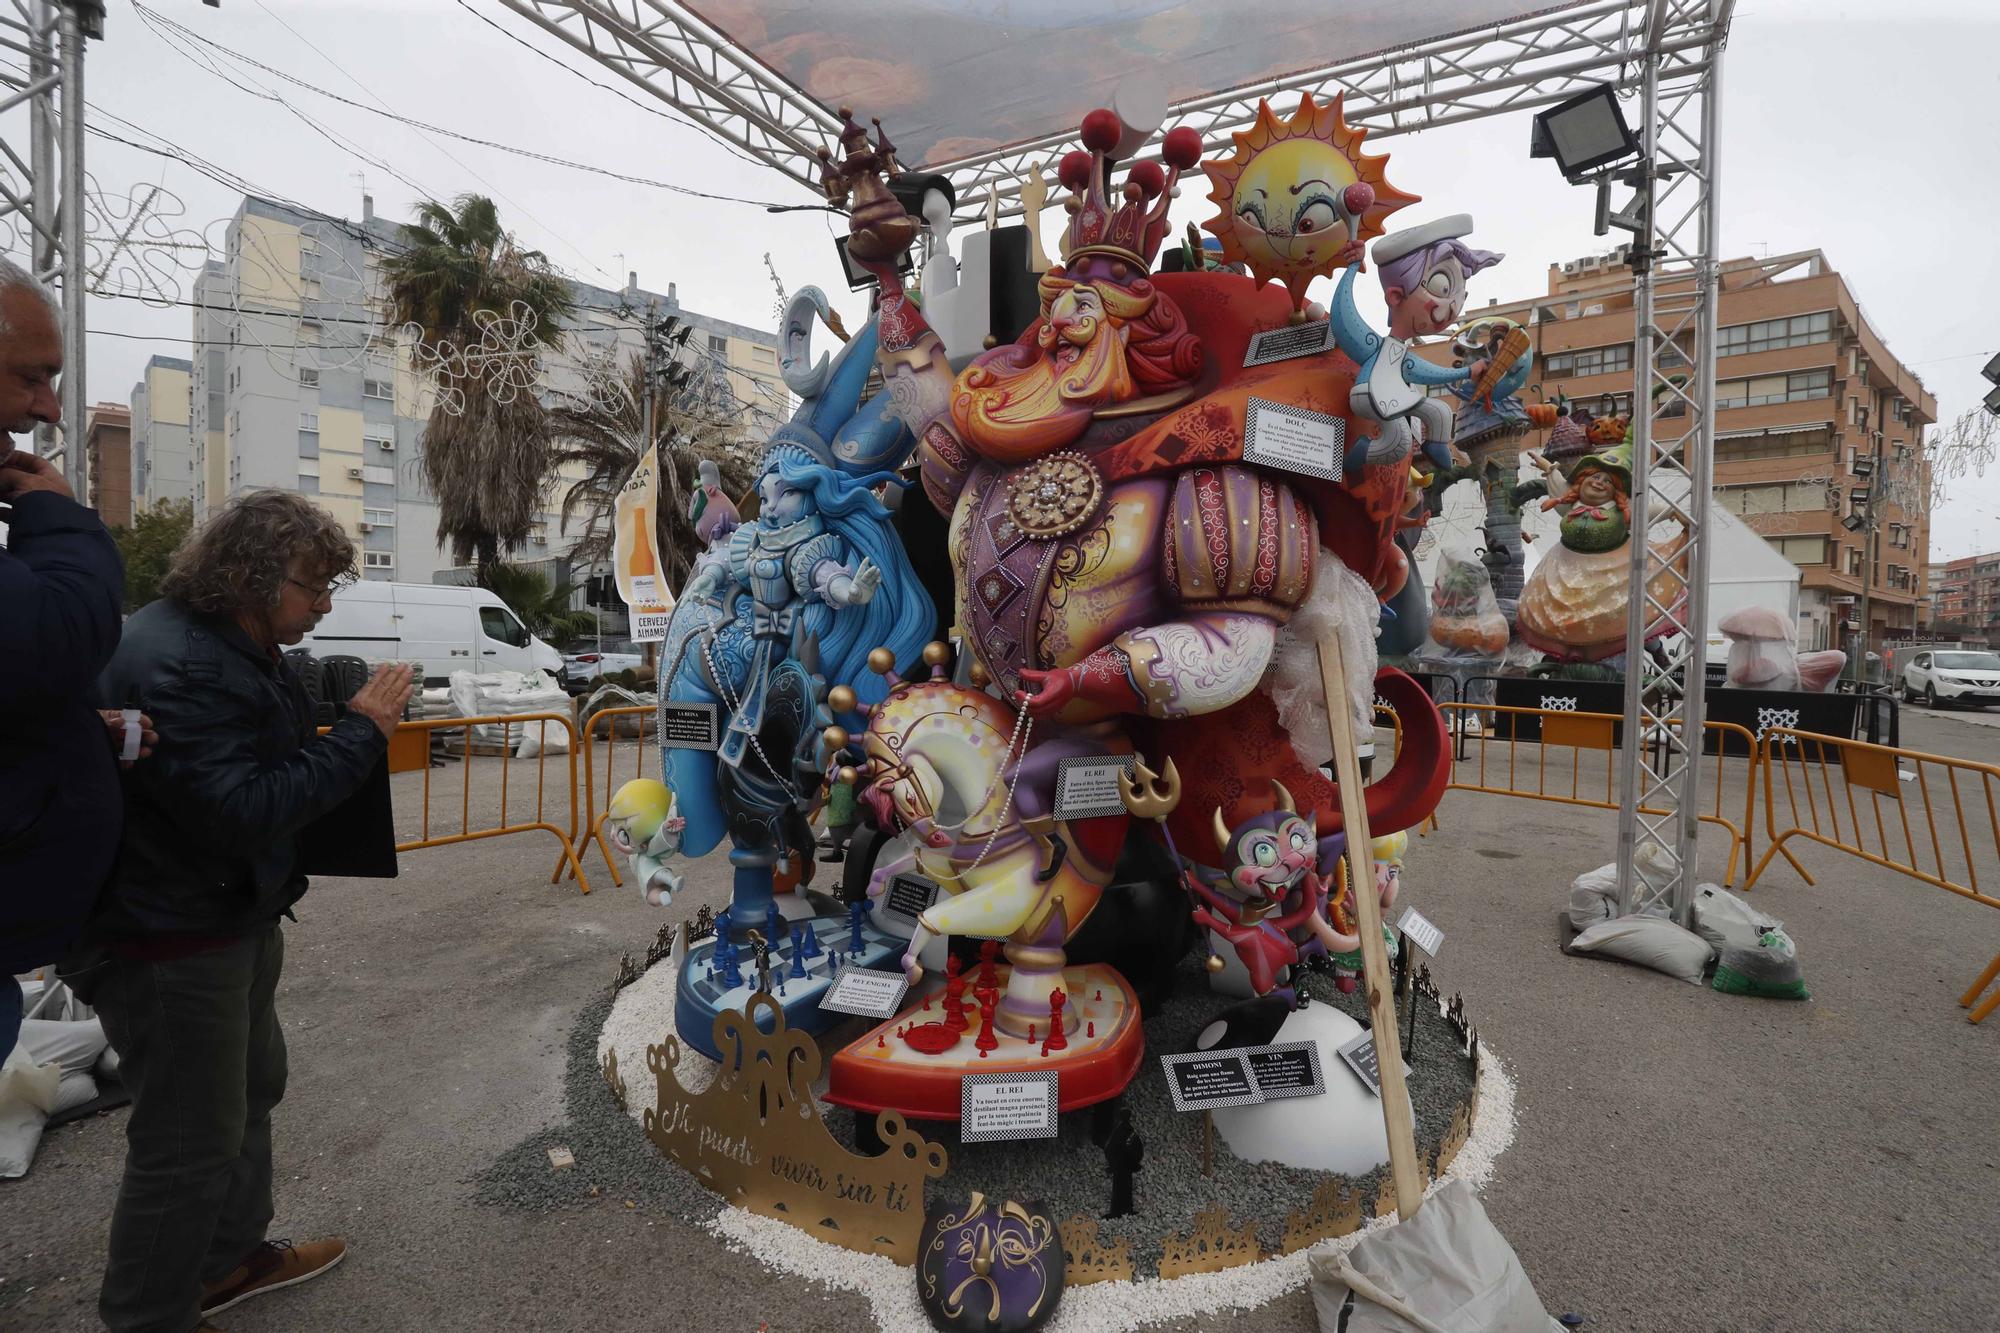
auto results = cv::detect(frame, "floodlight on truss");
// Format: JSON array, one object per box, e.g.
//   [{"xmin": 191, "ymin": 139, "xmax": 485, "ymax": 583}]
[{"xmin": 1530, "ymin": 83, "xmax": 1640, "ymax": 181}]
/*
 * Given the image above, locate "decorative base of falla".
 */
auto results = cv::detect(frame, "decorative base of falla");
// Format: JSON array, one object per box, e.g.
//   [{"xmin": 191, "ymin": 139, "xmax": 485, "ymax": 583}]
[
  {"xmin": 823, "ymin": 964, "xmax": 1144, "ymax": 1122},
  {"xmin": 641, "ymin": 992, "xmax": 949, "ymax": 1265},
  {"xmin": 1158, "ymin": 1204, "xmax": 1265, "ymax": 1278},
  {"xmin": 1058, "ymin": 1215, "xmax": 1135, "ymax": 1286}
]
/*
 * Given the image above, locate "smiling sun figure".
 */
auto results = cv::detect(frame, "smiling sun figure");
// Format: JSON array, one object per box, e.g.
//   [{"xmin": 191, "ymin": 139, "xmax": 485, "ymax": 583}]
[{"xmin": 1202, "ymin": 91, "xmax": 1421, "ymax": 318}]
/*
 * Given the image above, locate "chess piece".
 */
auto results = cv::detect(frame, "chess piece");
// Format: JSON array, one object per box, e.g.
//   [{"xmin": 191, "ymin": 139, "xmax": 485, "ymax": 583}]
[
  {"xmin": 1045, "ymin": 989, "xmax": 1068, "ymax": 1052},
  {"xmin": 848, "ymin": 899, "xmax": 868, "ymax": 954},
  {"xmin": 978, "ymin": 938, "xmax": 1001, "ymax": 992},
  {"xmin": 789, "ymin": 933, "xmax": 808, "ymax": 981},
  {"xmin": 944, "ymin": 955, "xmax": 969, "ymax": 1032},
  {"xmin": 975, "ymin": 991, "xmax": 999, "ymax": 1055}
]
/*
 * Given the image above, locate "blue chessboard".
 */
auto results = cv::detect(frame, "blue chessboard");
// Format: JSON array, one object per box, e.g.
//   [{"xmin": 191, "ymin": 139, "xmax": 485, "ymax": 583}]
[{"xmin": 673, "ymin": 903, "xmax": 907, "ymax": 1060}]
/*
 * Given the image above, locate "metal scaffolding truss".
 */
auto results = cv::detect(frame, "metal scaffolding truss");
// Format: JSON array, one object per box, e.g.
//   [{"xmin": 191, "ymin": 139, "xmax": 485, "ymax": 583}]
[
  {"xmin": 494, "ymin": 0, "xmax": 841, "ymax": 196},
  {"xmin": 0, "ymin": 0, "xmax": 94, "ymax": 477},
  {"xmin": 1616, "ymin": 0, "xmax": 1732, "ymax": 922},
  {"xmin": 496, "ymin": 0, "xmax": 1727, "ymax": 214}
]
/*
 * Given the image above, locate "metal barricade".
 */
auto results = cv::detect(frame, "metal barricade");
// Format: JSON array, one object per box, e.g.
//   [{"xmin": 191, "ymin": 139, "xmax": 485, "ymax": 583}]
[
  {"xmin": 393, "ymin": 712, "xmax": 592, "ymax": 894},
  {"xmin": 1745, "ymin": 728, "xmax": 2000, "ymax": 1022},
  {"xmin": 576, "ymin": 703, "xmax": 660, "ymax": 887},
  {"xmin": 1439, "ymin": 702, "xmax": 1756, "ymax": 886}
]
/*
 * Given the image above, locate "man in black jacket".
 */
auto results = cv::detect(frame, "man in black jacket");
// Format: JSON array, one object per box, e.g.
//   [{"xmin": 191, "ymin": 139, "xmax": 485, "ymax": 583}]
[
  {"xmin": 81, "ymin": 489, "xmax": 412, "ymax": 1333},
  {"xmin": 0, "ymin": 261, "xmax": 133, "ymax": 1062}
]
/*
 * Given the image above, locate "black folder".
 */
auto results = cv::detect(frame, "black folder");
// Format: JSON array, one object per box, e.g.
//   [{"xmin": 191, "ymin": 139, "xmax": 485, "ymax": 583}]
[{"xmin": 299, "ymin": 756, "xmax": 398, "ymax": 879}]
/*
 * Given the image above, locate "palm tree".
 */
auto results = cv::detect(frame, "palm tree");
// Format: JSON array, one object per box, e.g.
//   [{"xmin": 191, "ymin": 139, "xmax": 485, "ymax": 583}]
[
  {"xmin": 546, "ymin": 348, "xmax": 756, "ymax": 594},
  {"xmin": 483, "ymin": 561, "xmax": 597, "ymax": 650},
  {"xmin": 380, "ymin": 194, "xmax": 575, "ymax": 576}
]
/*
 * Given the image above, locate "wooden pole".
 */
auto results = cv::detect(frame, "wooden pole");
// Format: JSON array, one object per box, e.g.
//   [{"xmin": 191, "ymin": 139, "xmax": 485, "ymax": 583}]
[{"xmin": 1317, "ymin": 634, "xmax": 1424, "ymax": 1221}]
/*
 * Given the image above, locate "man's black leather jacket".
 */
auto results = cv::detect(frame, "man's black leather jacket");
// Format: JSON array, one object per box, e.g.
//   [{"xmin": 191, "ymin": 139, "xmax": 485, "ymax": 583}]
[{"xmin": 92, "ymin": 598, "xmax": 386, "ymax": 939}]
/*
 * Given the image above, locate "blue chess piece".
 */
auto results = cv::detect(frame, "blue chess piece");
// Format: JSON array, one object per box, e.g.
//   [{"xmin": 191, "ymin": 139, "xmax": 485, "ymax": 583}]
[
  {"xmin": 718, "ymin": 940, "xmax": 743, "ymax": 990},
  {"xmin": 848, "ymin": 900, "xmax": 867, "ymax": 954},
  {"xmin": 713, "ymin": 907, "xmax": 732, "ymax": 944},
  {"xmin": 801, "ymin": 926, "xmax": 821, "ymax": 960},
  {"xmin": 765, "ymin": 900, "xmax": 785, "ymax": 948},
  {"xmin": 789, "ymin": 935, "xmax": 807, "ymax": 981}
]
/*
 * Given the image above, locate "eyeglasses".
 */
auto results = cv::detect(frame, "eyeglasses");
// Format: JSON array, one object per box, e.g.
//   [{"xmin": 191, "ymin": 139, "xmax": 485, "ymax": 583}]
[{"xmin": 286, "ymin": 577, "xmax": 339, "ymax": 603}]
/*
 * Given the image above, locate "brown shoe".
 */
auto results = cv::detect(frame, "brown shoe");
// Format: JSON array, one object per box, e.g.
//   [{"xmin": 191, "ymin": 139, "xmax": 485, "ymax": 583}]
[{"xmin": 201, "ymin": 1237, "xmax": 347, "ymax": 1316}]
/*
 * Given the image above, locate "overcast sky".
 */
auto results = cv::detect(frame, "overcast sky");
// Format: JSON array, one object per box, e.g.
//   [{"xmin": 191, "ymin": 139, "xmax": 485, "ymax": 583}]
[{"xmin": 24, "ymin": 0, "xmax": 2000, "ymax": 559}]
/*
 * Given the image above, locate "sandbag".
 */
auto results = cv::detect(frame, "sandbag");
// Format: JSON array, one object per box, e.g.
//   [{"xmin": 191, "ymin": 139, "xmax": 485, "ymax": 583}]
[
  {"xmin": 1567, "ymin": 914, "xmax": 1713, "ymax": 985},
  {"xmin": 1691, "ymin": 884, "xmax": 1782, "ymax": 953},
  {"xmin": 447, "ymin": 669, "xmax": 569, "ymax": 750},
  {"xmin": 1713, "ymin": 928, "xmax": 1809, "ymax": 1001},
  {"xmin": 0, "ymin": 1043, "xmax": 60, "ymax": 1179},
  {"xmin": 1566, "ymin": 844, "xmax": 1679, "ymax": 931},
  {"xmin": 1309, "ymin": 1179, "xmax": 1562, "ymax": 1332}
]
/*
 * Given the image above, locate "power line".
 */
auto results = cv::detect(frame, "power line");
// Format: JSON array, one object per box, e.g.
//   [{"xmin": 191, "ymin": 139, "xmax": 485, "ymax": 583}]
[
  {"xmin": 129, "ymin": 3, "xmax": 437, "ymax": 202},
  {"xmin": 236, "ymin": 0, "xmax": 614, "ymax": 283},
  {"xmin": 447, "ymin": 0, "xmax": 793, "ymax": 182},
  {"xmin": 130, "ymin": 1, "xmax": 836, "ymax": 216}
]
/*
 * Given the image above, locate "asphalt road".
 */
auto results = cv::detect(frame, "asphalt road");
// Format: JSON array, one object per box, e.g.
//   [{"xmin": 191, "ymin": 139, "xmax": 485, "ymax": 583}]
[{"xmin": 3, "ymin": 709, "xmax": 1996, "ymax": 1332}]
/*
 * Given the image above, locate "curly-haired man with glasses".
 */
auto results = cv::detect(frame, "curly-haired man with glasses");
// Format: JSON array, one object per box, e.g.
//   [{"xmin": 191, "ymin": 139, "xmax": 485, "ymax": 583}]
[{"xmin": 71, "ymin": 489, "xmax": 413, "ymax": 1333}]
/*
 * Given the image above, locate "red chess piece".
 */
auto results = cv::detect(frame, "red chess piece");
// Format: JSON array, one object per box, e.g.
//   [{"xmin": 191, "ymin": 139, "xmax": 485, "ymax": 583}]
[
  {"xmin": 1045, "ymin": 989, "xmax": 1068, "ymax": 1052},
  {"xmin": 944, "ymin": 959, "xmax": 969, "ymax": 1033},
  {"xmin": 977, "ymin": 939, "xmax": 1001, "ymax": 991},
  {"xmin": 974, "ymin": 991, "xmax": 999, "ymax": 1056}
]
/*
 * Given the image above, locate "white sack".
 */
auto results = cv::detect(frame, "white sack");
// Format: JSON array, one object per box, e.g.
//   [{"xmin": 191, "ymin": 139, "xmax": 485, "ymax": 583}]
[
  {"xmin": 1308, "ymin": 1179, "xmax": 1563, "ymax": 1332},
  {"xmin": 1691, "ymin": 883, "xmax": 1783, "ymax": 953},
  {"xmin": 0, "ymin": 1043, "xmax": 60, "ymax": 1179},
  {"xmin": 1567, "ymin": 914, "xmax": 1713, "ymax": 985}
]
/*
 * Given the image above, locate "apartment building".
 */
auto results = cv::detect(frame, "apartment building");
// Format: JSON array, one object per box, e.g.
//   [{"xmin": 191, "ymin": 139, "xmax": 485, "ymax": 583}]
[
  {"xmin": 1929, "ymin": 551, "xmax": 2000, "ymax": 643},
  {"xmin": 1455, "ymin": 248, "xmax": 1936, "ymax": 655},
  {"xmin": 129, "ymin": 354, "xmax": 195, "ymax": 512},
  {"xmin": 169, "ymin": 194, "xmax": 786, "ymax": 583},
  {"xmin": 83, "ymin": 403, "xmax": 133, "ymax": 529}
]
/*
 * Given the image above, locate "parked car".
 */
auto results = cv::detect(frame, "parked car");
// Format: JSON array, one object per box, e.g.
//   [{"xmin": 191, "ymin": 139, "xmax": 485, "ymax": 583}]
[
  {"xmin": 1901, "ymin": 648, "xmax": 2000, "ymax": 709},
  {"xmin": 561, "ymin": 641, "xmax": 648, "ymax": 693},
  {"xmin": 302, "ymin": 581, "xmax": 564, "ymax": 687}
]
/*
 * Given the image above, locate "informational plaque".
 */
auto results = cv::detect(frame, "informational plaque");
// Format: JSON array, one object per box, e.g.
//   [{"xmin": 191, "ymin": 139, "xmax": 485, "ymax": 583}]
[
  {"xmin": 658, "ymin": 701, "xmax": 721, "ymax": 751},
  {"xmin": 1337, "ymin": 1030, "xmax": 1382, "ymax": 1097},
  {"xmin": 959, "ymin": 1071, "xmax": 1060, "ymax": 1143},
  {"xmin": 1243, "ymin": 318, "xmax": 1335, "ymax": 368},
  {"xmin": 1243, "ymin": 1041, "xmax": 1326, "ymax": 1101},
  {"xmin": 880, "ymin": 873, "xmax": 940, "ymax": 923},
  {"xmin": 1053, "ymin": 754, "xmax": 1139, "ymax": 820},
  {"xmin": 1160, "ymin": 1050, "xmax": 1266, "ymax": 1112},
  {"xmin": 1396, "ymin": 906, "xmax": 1445, "ymax": 959},
  {"xmin": 629, "ymin": 605, "xmax": 673, "ymax": 642},
  {"xmin": 1244, "ymin": 397, "xmax": 1345, "ymax": 482},
  {"xmin": 817, "ymin": 966, "xmax": 909, "ymax": 1019}
]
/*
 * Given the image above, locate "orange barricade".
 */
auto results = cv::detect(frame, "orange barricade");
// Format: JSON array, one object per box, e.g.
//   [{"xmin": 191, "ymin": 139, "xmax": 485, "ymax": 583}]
[
  {"xmin": 1437, "ymin": 703, "xmax": 1756, "ymax": 886},
  {"xmin": 576, "ymin": 703, "xmax": 660, "ymax": 888},
  {"xmin": 392, "ymin": 712, "xmax": 592, "ymax": 894},
  {"xmin": 1745, "ymin": 728, "xmax": 2000, "ymax": 1022}
]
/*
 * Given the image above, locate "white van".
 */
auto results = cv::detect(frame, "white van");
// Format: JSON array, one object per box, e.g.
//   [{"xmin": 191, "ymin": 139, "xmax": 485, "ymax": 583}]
[{"xmin": 304, "ymin": 581, "xmax": 564, "ymax": 686}]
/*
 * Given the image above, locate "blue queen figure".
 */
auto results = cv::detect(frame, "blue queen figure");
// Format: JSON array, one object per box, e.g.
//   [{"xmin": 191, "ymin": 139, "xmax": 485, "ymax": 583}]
[{"xmin": 657, "ymin": 289, "xmax": 933, "ymax": 1049}]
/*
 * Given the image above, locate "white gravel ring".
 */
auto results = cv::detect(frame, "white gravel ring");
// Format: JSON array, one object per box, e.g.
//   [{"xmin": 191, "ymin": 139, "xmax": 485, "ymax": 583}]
[{"xmin": 599, "ymin": 958, "xmax": 1519, "ymax": 1330}]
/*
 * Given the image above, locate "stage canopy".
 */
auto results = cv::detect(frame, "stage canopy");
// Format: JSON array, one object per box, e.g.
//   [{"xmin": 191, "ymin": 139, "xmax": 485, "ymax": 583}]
[
  {"xmin": 680, "ymin": 1, "xmax": 1589, "ymax": 168},
  {"xmin": 496, "ymin": 1, "xmax": 1721, "ymax": 209}
]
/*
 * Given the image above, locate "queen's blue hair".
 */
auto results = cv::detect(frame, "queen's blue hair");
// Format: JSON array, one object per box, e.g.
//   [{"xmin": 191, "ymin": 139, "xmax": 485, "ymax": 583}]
[{"xmin": 764, "ymin": 448, "xmax": 934, "ymax": 709}]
